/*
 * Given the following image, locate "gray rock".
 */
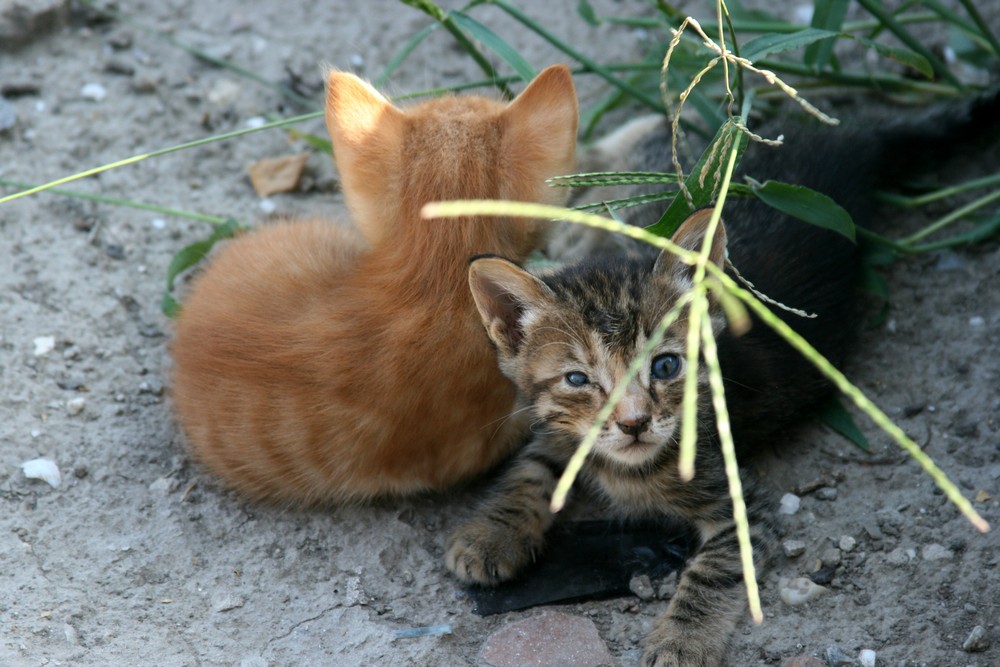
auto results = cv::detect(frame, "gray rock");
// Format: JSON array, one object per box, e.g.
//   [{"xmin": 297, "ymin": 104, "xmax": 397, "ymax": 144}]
[
  {"xmin": 820, "ymin": 548, "xmax": 842, "ymax": 568},
  {"xmin": 478, "ymin": 610, "xmax": 613, "ymax": 667},
  {"xmin": 823, "ymin": 644, "xmax": 854, "ymax": 666},
  {"xmin": 921, "ymin": 543, "xmax": 954, "ymax": 561},
  {"xmin": 780, "ymin": 493, "xmax": 801, "ymax": 515},
  {"xmin": 783, "ymin": 539, "xmax": 807, "ymax": 558},
  {"xmin": 838, "ymin": 535, "xmax": 857, "ymax": 553},
  {"xmin": 815, "ymin": 487, "xmax": 839, "ymax": 501},
  {"xmin": 0, "ymin": 96, "xmax": 15, "ymax": 131},
  {"xmin": 962, "ymin": 625, "xmax": 990, "ymax": 653},
  {"xmin": 628, "ymin": 574, "xmax": 654, "ymax": 601},
  {"xmin": 0, "ymin": 0, "xmax": 70, "ymax": 51}
]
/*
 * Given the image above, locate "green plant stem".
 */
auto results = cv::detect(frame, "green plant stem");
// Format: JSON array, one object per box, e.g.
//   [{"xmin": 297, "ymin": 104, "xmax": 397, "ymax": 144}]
[
  {"xmin": 490, "ymin": 0, "xmax": 666, "ymax": 113},
  {"xmin": 607, "ymin": 13, "xmax": 942, "ymax": 35},
  {"xmin": 0, "ymin": 179, "xmax": 229, "ymax": 225},
  {"xmin": 854, "ymin": 0, "xmax": 964, "ymax": 90},
  {"xmin": 901, "ymin": 187, "xmax": 1000, "ymax": 245},
  {"xmin": 678, "ymin": 290, "xmax": 705, "ymax": 481},
  {"xmin": 877, "ymin": 172, "xmax": 1000, "ymax": 207},
  {"xmin": 752, "ymin": 60, "xmax": 958, "ymax": 95},
  {"xmin": 700, "ymin": 308, "xmax": 761, "ymax": 623},
  {"xmin": 0, "ymin": 112, "xmax": 323, "ymax": 206}
]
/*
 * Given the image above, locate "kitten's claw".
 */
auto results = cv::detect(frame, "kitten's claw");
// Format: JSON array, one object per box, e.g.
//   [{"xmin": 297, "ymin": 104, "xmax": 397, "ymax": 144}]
[{"xmin": 445, "ymin": 518, "xmax": 541, "ymax": 586}]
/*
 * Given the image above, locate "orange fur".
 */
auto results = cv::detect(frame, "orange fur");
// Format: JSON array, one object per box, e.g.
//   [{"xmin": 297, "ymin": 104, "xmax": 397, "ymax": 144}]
[{"xmin": 170, "ymin": 66, "xmax": 578, "ymax": 504}]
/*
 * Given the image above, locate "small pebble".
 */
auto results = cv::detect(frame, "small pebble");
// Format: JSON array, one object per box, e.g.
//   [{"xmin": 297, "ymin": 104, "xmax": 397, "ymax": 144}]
[
  {"xmin": 149, "ymin": 476, "xmax": 179, "ymax": 494},
  {"xmin": 80, "ymin": 82, "xmax": 107, "ymax": 101},
  {"xmin": 33, "ymin": 335, "xmax": 56, "ymax": 356},
  {"xmin": 921, "ymin": 543, "xmax": 953, "ymax": 561},
  {"xmin": 885, "ymin": 547, "xmax": 910, "ymax": 566},
  {"xmin": 628, "ymin": 574, "xmax": 654, "ymax": 601},
  {"xmin": 779, "ymin": 493, "xmax": 801, "ymax": 515},
  {"xmin": 968, "ymin": 316, "xmax": 984, "ymax": 328},
  {"xmin": 838, "ymin": 535, "xmax": 856, "ymax": 553},
  {"xmin": 212, "ymin": 591, "xmax": 245, "ymax": 612},
  {"xmin": 858, "ymin": 648, "xmax": 877, "ymax": 667},
  {"xmin": 66, "ymin": 397, "xmax": 86, "ymax": 416},
  {"xmin": 258, "ymin": 198, "xmax": 276, "ymax": 214},
  {"xmin": 779, "ymin": 577, "xmax": 828, "ymax": 606},
  {"xmin": 823, "ymin": 644, "xmax": 853, "ymax": 666},
  {"xmin": 21, "ymin": 458, "xmax": 62, "ymax": 488},
  {"xmin": 815, "ymin": 487, "xmax": 838, "ymax": 501},
  {"xmin": 349, "ymin": 53, "xmax": 364, "ymax": 67},
  {"xmin": 820, "ymin": 548, "xmax": 842, "ymax": 568},
  {"xmin": 657, "ymin": 570, "xmax": 678, "ymax": 600},
  {"xmin": 0, "ymin": 96, "xmax": 16, "ymax": 131},
  {"xmin": 783, "ymin": 539, "xmax": 807, "ymax": 558},
  {"xmin": 962, "ymin": 625, "xmax": 990, "ymax": 653}
]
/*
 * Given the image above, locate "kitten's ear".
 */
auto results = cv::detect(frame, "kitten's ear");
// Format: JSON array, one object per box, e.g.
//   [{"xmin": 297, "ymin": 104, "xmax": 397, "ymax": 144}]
[
  {"xmin": 652, "ymin": 208, "xmax": 728, "ymax": 288},
  {"xmin": 324, "ymin": 71, "xmax": 405, "ymax": 242},
  {"xmin": 324, "ymin": 71, "xmax": 403, "ymax": 154},
  {"xmin": 468, "ymin": 257, "xmax": 553, "ymax": 357},
  {"xmin": 502, "ymin": 65, "xmax": 579, "ymax": 185}
]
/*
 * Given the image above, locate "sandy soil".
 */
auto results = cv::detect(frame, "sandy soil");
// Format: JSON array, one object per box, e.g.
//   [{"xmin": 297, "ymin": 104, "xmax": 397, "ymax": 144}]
[{"xmin": 1, "ymin": 1, "xmax": 997, "ymax": 666}]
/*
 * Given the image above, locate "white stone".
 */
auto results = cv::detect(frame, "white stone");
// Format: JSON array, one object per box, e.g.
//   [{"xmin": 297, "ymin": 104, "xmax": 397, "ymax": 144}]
[
  {"xmin": 779, "ymin": 493, "xmax": 801, "ymax": 515},
  {"xmin": 33, "ymin": 335, "xmax": 56, "ymax": 356},
  {"xmin": 80, "ymin": 82, "xmax": 107, "ymax": 101},
  {"xmin": 21, "ymin": 458, "xmax": 62, "ymax": 488},
  {"xmin": 838, "ymin": 535, "xmax": 857, "ymax": 553},
  {"xmin": 858, "ymin": 648, "xmax": 877, "ymax": 667},
  {"xmin": 258, "ymin": 198, "xmax": 276, "ymax": 214},
  {"xmin": 779, "ymin": 577, "xmax": 828, "ymax": 606},
  {"xmin": 66, "ymin": 397, "xmax": 86, "ymax": 416}
]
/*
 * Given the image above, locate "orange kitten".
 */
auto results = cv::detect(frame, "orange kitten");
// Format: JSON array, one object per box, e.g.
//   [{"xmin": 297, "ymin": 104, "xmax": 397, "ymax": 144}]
[{"xmin": 170, "ymin": 65, "xmax": 578, "ymax": 504}]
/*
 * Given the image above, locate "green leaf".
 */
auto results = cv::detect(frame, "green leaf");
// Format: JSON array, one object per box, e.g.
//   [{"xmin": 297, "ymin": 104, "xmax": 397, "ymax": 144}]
[
  {"xmin": 375, "ymin": 22, "xmax": 438, "ymax": 87},
  {"xmin": 804, "ymin": 0, "xmax": 848, "ymax": 69},
  {"xmin": 162, "ymin": 219, "xmax": 244, "ymax": 318},
  {"xmin": 450, "ymin": 11, "xmax": 536, "ymax": 82},
  {"xmin": 751, "ymin": 180, "xmax": 856, "ymax": 242},
  {"xmin": 741, "ymin": 28, "xmax": 839, "ymax": 61},
  {"xmin": 576, "ymin": 0, "xmax": 600, "ymax": 26},
  {"xmin": 820, "ymin": 397, "xmax": 871, "ymax": 451},
  {"xmin": 645, "ymin": 119, "xmax": 748, "ymax": 239}
]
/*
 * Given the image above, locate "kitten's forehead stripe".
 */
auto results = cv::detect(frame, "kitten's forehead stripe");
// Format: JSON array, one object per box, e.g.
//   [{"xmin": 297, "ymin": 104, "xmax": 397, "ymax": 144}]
[{"xmin": 541, "ymin": 256, "xmax": 677, "ymax": 355}]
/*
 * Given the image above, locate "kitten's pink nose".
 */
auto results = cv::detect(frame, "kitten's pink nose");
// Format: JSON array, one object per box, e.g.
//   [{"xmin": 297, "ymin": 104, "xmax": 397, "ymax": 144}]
[{"xmin": 616, "ymin": 416, "xmax": 650, "ymax": 437}]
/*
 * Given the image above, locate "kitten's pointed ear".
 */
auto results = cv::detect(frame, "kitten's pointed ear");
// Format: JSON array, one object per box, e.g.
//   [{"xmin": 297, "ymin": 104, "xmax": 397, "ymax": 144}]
[
  {"xmin": 652, "ymin": 208, "xmax": 728, "ymax": 288},
  {"xmin": 502, "ymin": 65, "xmax": 579, "ymax": 192},
  {"xmin": 324, "ymin": 71, "xmax": 404, "ymax": 242},
  {"xmin": 324, "ymin": 71, "xmax": 403, "ymax": 153},
  {"xmin": 469, "ymin": 257, "xmax": 553, "ymax": 357}
]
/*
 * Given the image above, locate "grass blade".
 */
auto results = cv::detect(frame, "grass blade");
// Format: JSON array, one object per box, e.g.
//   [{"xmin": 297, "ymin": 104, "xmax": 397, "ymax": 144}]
[{"xmin": 450, "ymin": 11, "xmax": 537, "ymax": 81}]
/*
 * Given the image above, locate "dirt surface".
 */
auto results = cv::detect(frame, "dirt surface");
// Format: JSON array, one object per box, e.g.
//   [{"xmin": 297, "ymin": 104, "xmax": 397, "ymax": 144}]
[{"xmin": 1, "ymin": 2, "xmax": 997, "ymax": 666}]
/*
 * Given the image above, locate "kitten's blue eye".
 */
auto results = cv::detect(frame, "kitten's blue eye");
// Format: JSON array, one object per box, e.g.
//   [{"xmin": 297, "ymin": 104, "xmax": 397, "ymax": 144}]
[
  {"xmin": 651, "ymin": 354, "xmax": 681, "ymax": 380},
  {"xmin": 565, "ymin": 371, "xmax": 590, "ymax": 387}
]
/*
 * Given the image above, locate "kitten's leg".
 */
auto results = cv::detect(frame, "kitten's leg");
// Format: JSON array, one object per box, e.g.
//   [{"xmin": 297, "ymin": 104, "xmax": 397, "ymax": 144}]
[
  {"xmin": 445, "ymin": 439, "xmax": 565, "ymax": 585},
  {"xmin": 642, "ymin": 478, "xmax": 778, "ymax": 667}
]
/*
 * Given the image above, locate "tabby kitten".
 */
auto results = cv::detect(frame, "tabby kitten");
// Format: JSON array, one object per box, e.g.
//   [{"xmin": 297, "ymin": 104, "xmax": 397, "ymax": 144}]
[
  {"xmin": 170, "ymin": 65, "xmax": 578, "ymax": 504},
  {"xmin": 447, "ymin": 210, "xmax": 787, "ymax": 667}
]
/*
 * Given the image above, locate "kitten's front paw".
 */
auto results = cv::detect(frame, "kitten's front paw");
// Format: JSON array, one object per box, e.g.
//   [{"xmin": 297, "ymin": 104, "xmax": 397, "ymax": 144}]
[
  {"xmin": 445, "ymin": 516, "xmax": 542, "ymax": 586},
  {"xmin": 641, "ymin": 621, "xmax": 727, "ymax": 667}
]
